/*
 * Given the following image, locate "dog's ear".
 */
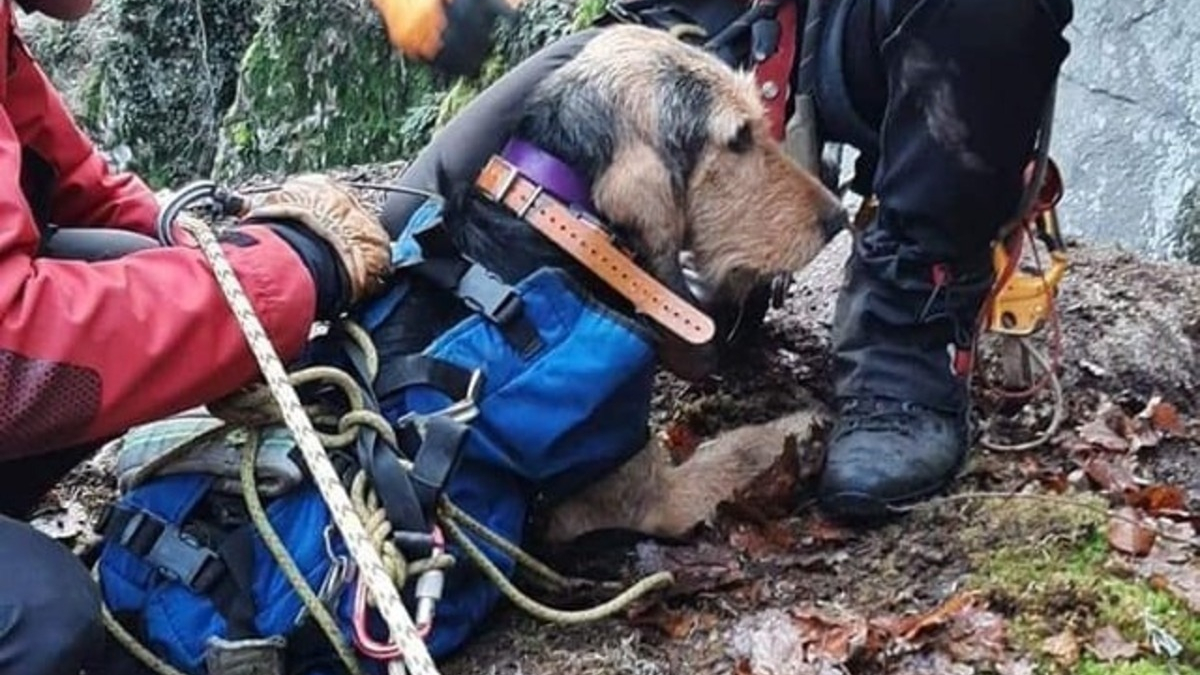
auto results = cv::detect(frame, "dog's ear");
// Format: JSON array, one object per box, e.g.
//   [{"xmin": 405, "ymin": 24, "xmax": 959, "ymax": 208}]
[{"xmin": 591, "ymin": 141, "xmax": 687, "ymax": 276}]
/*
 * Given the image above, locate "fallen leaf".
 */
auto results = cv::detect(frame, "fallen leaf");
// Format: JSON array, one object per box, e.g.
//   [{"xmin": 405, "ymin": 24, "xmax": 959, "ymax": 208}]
[
  {"xmin": 1088, "ymin": 625, "xmax": 1140, "ymax": 662},
  {"xmin": 628, "ymin": 605, "xmax": 717, "ymax": 639},
  {"xmin": 1134, "ymin": 546, "xmax": 1200, "ymax": 613},
  {"xmin": 943, "ymin": 605, "xmax": 1008, "ymax": 664},
  {"xmin": 791, "ymin": 607, "xmax": 869, "ymax": 664},
  {"xmin": 663, "ymin": 422, "xmax": 701, "ymax": 465},
  {"xmin": 1130, "ymin": 484, "xmax": 1189, "ymax": 515},
  {"xmin": 1107, "ymin": 506, "xmax": 1157, "ymax": 556},
  {"xmin": 894, "ymin": 591, "xmax": 983, "ymax": 642},
  {"xmin": 634, "ymin": 541, "xmax": 746, "ymax": 598},
  {"xmin": 733, "ymin": 658, "xmax": 754, "ymax": 675},
  {"xmin": 1041, "ymin": 629, "xmax": 1081, "ymax": 667},
  {"xmin": 727, "ymin": 520, "xmax": 799, "ymax": 558},
  {"xmin": 1083, "ymin": 456, "xmax": 1140, "ymax": 495},
  {"xmin": 1140, "ymin": 396, "xmax": 1186, "ymax": 436},
  {"xmin": 730, "ymin": 609, "xmax": 836, "ymax": 675},
  {"xmin": 724, "ymin": 436, "xmax": 801, "ymax": 520},
  {"xmin": 1078, "ymin": 413, "xmax": 1129, "ymax": 452}
]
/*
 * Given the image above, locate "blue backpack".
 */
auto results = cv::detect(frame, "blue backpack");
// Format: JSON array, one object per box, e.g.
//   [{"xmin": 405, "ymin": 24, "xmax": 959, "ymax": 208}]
[{"xmin": 95, "ymin": 196, "xmax": 660, "ymax": 674}]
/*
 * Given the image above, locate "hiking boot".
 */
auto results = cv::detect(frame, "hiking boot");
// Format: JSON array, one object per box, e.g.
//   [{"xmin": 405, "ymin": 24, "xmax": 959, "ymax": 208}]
[{"xmin": 817, "ymin": 215, "xmax": 993, "ymax": 524}]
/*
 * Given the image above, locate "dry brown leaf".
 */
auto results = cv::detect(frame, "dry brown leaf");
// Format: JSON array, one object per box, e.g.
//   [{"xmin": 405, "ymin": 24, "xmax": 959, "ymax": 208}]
[
  {"xmin": 633, "ymin": 541, "xmax": 746, "ymax": 598},
  {"xmin": 1083, "ymin": 456, "xmax": 1140, "ymax": 495},
  {"xmin": 943, "ymin": 605, "xmax": 1008, "ymax": 664},
  {"xmin": 725, "ymin": 437, "xmax": 801, "ymax": 520},
  {"xmin": 803, "ymin": 516, "xmax": 852, "ymax": 544},
  {"xmin": 1078, "ymin": 414, "xmax": 1130, "ymax": 452},
  {"xmin": 628, "ymin": 606, "xmax": 717, "ymax": 640},
  {"xmin": 733, "ymin": 658, "xmax": 755, "ymax": 675},
  {"xmin": 1140, "ymin": 396, "xmax": 1186, "ymax": 436},
  {"xmin": 1088, "ymin": 625, "xmax": 1140, "ymax": 662},
  {"xmin": 727, "ymin": 520, "xmax": 800, "ymax": 558},
  {"xmin": 730, "ymin": 609, "xmax": 842, "ymax": 675},
  {"xmin": 895, "ymin": 591, "xmax": 983, "ymax": 642},
  {"xmin": 791, "ymin": 607, "xmax": 870, "ymax": 664},
  {"xmin": 1130, "ymin": 484, "xmax": 1189, "ymax": 515},
  {"xmin": 1107, "ymin": 506, "xmax": 1157, "ymax": 556},
  {"xmin": 1041, "ymin": 629, "xmax": 1081, "ymax": 667}
]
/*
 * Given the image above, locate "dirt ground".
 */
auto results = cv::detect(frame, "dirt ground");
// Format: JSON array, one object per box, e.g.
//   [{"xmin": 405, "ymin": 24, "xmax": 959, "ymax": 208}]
[{"xmin": 34, "ymin": 167, "xmax": 1200, "ymax": 674}]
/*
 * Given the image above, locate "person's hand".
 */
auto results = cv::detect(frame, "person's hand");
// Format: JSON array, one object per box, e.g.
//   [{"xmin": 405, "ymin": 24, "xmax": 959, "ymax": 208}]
[{"xmin": 245, "ymin": 174, "xmax": 392, "ymax": 305}]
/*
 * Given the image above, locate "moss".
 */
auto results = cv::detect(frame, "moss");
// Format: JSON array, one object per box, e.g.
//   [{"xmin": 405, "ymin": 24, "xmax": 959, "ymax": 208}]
[
  {"xmin": 1172, "ymin": 183, "xmax": 1200, "ymax": 265},
  {"xmin": 23, "ymin": 0, "xmax": 258, "ymax": 186},
  {"xmin": 571, "ymin": 0, "xmax": 609, "ymax": 29},
  {"xmin": 213, "ymin": 0, "xmax": 580, "ymax": 180},
  {"xmin": 960, "ymin": 497, "xmax": 1200, "ymax": 674}
]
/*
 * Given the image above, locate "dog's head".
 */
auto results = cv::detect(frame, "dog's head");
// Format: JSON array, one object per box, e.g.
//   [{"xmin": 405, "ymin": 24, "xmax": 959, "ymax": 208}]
[{"xmin": 515, "ymin": 25, "xmax": 846, "ymax": 305}]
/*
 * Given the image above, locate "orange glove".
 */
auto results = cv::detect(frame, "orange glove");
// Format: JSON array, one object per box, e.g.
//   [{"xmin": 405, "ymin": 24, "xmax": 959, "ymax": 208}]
[{"xmin": 370, "ymin": 0, "xmax": 520, "ymax": 77}]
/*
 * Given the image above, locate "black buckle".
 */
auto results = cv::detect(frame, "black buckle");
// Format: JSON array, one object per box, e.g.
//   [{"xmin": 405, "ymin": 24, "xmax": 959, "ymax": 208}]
[
  {"xmin": 115, "ymin": 509, "xmax": 223, "ymax": 593},
  {"xmin": 457, "ymin": 264, "xmax": 523, "ymax": 325}
]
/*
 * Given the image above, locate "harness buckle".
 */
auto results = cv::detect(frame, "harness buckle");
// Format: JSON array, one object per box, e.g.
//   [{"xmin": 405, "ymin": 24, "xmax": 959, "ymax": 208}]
[{"xmin": 457, "ymin": 264, "xmax": 523, "ymax": 325}]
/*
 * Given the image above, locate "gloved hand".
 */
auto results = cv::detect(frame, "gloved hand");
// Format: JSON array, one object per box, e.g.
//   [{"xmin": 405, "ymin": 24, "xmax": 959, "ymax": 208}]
[
  {"xmin": 370, "ymin": 0, "xmax": 518, "ymax": 78},
  {"xmin": 243, "ymin": 174, "xmax": 392, "ymax": 316}
]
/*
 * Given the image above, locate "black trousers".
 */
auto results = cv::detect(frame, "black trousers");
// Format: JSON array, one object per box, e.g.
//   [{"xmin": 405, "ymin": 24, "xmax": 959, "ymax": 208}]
[
  {"xmin": 816, "ymin": 0, "xmax": 1074, "ymax": 264},
  {"xmin": 0, "ymin": 514, "xmax": 103, "ymax": 675}
]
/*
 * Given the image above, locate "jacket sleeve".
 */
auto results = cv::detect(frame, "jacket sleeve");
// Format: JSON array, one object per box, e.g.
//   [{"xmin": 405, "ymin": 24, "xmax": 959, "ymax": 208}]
[
  {"xmin": 7, "ymin": 30, "xmax": 161, "ymax": 236},
  {"xmin": 0, "ymin": 106, "xmax": 318, "ymax": 461}
]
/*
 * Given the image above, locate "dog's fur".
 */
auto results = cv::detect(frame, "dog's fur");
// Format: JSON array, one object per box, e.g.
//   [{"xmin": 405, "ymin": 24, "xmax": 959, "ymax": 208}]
[{"xmin": 379, "ymin": 25, "xmax": 840, "ymax": 542}]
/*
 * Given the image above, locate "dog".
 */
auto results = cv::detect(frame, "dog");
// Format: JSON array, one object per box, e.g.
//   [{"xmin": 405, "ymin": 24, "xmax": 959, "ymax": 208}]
[{"xmin": 376, "ymin": 24, "xmax": 843, "ymax": 544}]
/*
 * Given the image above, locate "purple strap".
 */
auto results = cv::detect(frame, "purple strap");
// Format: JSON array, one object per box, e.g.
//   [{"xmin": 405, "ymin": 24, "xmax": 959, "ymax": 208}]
[{"xmin": 500, "ymin": 138, "xmax": 594, "ymax": 211}]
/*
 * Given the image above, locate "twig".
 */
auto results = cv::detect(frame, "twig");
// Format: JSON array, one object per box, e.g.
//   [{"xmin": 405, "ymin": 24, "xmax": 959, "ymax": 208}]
[{"xmin": 891, "ymin": 490, "xmax": 1200, "ymax": 548}]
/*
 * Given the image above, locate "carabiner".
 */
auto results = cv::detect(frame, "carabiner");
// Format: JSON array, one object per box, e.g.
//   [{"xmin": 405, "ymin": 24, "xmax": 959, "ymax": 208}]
[{"xmin": 350, "ymin": 527, "xmax": 445, "ymax": 660}]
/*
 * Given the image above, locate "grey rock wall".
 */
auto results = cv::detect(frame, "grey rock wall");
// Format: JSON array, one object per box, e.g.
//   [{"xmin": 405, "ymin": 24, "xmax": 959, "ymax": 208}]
[{"xmin": 1053, "ymin": 0, "xmax": 1200, "ymax": 262}]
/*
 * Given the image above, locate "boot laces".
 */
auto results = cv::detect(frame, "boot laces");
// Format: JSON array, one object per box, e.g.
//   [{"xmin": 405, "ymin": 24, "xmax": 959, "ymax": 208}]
[{"xmin": 837, "ymin": 396, "xmax": 933, "ymax": 435}]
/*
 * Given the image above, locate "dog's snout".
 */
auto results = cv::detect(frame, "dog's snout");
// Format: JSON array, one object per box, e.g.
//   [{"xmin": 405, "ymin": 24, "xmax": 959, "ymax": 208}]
[{"xmin": 821, "ymin": 206, "xmax": 849, "ymax": 242}]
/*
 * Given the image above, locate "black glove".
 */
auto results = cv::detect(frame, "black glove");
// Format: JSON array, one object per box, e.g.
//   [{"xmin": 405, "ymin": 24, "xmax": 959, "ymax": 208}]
[{"xmin": 371, "ymin": 0, "xmax": 517, "ymax": 79}]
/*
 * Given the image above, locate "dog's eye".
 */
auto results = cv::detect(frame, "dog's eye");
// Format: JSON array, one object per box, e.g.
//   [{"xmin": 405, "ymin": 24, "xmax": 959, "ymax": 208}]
[{"xmin": 727, "ymin": 123, "xmax": 753, "ymax": 154}]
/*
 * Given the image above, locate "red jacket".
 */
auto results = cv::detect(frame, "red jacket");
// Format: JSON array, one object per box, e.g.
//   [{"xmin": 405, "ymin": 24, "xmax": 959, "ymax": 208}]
[{"xmin": 0, "ymin": 5, "xmax": 317, "ymax": 460}]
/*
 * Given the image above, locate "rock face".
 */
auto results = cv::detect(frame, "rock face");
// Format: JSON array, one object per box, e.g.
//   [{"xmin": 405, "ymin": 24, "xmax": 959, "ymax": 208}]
[
  {"xmin": 19, "ymin": 0, "xmax": 593, "ymax": 185},
  {"xmin": 19, "ymin": 0, "xmax": 257, "ymax": 186},
  {"xmin": 1053, "ymin": 0, "xmax": 1200, "ymax": 262}
]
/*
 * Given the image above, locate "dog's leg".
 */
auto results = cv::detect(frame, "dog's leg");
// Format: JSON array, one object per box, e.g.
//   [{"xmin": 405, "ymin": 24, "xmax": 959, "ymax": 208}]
[{"xmin": 541, "ymin": 409, "xmax": 828, "ymax": 542}]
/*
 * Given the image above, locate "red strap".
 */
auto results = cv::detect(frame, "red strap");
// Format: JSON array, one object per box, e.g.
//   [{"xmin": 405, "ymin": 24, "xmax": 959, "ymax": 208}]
[{"xmin": 753, "ymin": 1, "xmax": 799, "ymax": 140}]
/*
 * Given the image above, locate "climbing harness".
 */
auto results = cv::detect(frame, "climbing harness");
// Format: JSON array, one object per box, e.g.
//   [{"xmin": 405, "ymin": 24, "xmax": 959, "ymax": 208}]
[{"xmin": 94, "ymin": 168, "xmax": 677, "ymax": 675}]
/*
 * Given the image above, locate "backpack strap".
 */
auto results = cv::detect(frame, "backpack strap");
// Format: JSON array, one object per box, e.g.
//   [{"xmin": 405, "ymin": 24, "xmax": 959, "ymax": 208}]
[
  {"xmin": 408, "ymin": 219, "xmax": 544, "ymax": 358},
  {"xmin": 331, "ymin": 325, "xmax": 470, "ymax": 553}
]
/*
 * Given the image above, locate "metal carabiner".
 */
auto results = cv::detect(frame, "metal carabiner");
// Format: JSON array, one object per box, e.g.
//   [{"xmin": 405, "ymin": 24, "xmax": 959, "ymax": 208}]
[{"xmin": 350, "ymin": 527, "xmax": 445, "ymax": 660}]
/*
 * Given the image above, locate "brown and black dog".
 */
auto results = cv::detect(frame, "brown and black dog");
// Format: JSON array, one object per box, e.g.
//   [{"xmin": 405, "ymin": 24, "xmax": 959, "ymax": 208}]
[{"xmin": 380, "ymin": 25, "xmax": 843, "ymax": 543}]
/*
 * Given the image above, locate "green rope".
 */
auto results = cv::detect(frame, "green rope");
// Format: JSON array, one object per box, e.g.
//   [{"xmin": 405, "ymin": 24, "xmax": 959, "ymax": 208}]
[
  {"xmin": 438, "ymin": 512, "xmax": 675, "ymax": 625},
  {"xmin": 239, "ymin": 428, "xmax": 368, "ymax": 675}
]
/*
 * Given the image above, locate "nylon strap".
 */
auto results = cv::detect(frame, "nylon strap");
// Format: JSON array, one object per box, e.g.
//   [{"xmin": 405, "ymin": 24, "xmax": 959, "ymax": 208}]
[{"xmin": 475, "ymin": 155, "xmax": 716, "ymax": 345}]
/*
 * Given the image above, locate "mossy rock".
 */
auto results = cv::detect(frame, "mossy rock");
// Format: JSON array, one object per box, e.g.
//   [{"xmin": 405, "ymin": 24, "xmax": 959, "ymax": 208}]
[
  {"xmin": 21, "ymin": 0, "xmax": 259, "ymax": 188},
  {"xmin": 212, "ymin": 0, "xmax": 595, "ymax": 181}
]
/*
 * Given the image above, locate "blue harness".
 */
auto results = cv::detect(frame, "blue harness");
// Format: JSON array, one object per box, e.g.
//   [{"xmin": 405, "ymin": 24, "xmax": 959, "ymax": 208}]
[{"xmin": 94, "ymin": 192, "xmax": 659, "ymax": 674}]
